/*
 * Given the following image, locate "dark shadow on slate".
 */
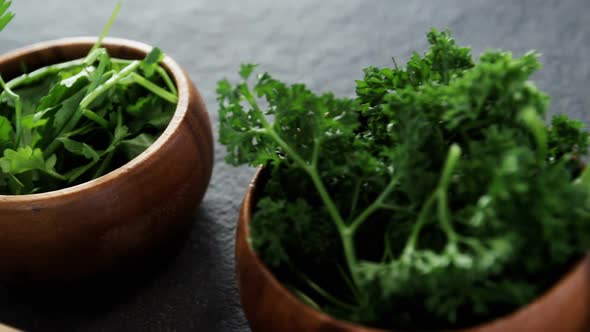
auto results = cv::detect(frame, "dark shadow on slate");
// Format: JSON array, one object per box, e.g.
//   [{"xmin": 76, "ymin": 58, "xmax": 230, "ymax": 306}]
[{"xmin": 0, "ymin": 215, "xmax": 195, "ymax": 332}]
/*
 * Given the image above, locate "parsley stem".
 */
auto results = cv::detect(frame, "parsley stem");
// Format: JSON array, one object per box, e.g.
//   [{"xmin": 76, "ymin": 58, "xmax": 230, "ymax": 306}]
[
  {"xmin": 0, "ymin": 75, "xmax": 22, "ymax": 148},
  {"xmin": 82, "ymin": 109, "xmax": 109, "ymax": 128},
  {"xmin": 112, "ymin": 59, "xmax": 177, "ymax": 95},
  {"xmin": 403, "ymin": 144, "xmax": 461, "ymax": 253},
  {"xmin": 337, "ymin": 263, "xmax": 362, "ymax": 302},
  {"xmin": 437, "ymin": 144, "xmax": 461, "ymax": 243},
  {"xmin": 520, "ymin": 106, "xmax": 547, "ymax": 161},
  {"xmin": 83, "ymin": 48, "xmax": 107, "ymax": 66},
  {"xmin": 241, "ymin": 82, "xmax": 364, "ymax": 302},
  {"xmin": 93, "ymin": 149, "xmax": 114, "ymax": 179},
  {"xmin": 437, "ymin": 190, "xmax": 458, "ymax": 243},
  {"xmin": 89, "ymin": 1, "xmax": 122, "ymax": 54},
  {"xmin": 80, "ymin": 60, "xmax": 141, "ymax": 109},
  {"xmin": 339, "ymin": 231, "xmax": 362, "ymax": 299},
  {"xmin": 5, "ymin": 59, "xmax": 85, "ymax": 90},
  {"xmin": 266, "ymin": 125, "xmax": 348, "ymax": 232},
  {"xmin": 311, "ymin": 139, "xmax": 320, "ymax": 168},
  {"xmin": 290, "ymin": 262, "xmax": 357, "ymax": 310},
  {"xmin": 349, "ymin": 175, "xmax": 398, "ymax": 234},
  {"xmin": 44, "ymin": 55, "xmax": 113, "ymax": 158},
  {"xmin": 381, "ymin": 230, "xmax": 394, "ymax": 262},
  {"xmin": 265, "ymin": 123, "xmax": 362, "ymax": 298},
  {"xmin": 156, "ymin": 67, "xmax": 177, "ymax": 96},
  {"xmin": 404, "ymin": 191, "xmax": 437, "ymax": 254},
  {"xmin": 126, "ymin": 72, "xmax": 178, "ymax": 104},
  {"xmin": 285, "ymin": 285, "xmax": 321, "ymax": 311},
  {"xmin": 349, "ymin": 178, "xmax": 362, "ymax": 218}
]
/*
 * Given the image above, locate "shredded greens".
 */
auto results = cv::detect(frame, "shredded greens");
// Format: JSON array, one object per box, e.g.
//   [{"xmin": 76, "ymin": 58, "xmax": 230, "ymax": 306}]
[
  {"xmin": 218, "ymin": 29, "xmax": 590, "ymax": 330},
  {"xmin": 0, "ymin": 2, "xmax": 177, "ymax": 195}
]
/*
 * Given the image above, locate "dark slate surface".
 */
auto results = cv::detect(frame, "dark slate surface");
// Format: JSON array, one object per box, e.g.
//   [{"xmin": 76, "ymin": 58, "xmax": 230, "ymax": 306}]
[{"xmin": 0, "ymin": 0, "xmax": 589, "ymax": 331}]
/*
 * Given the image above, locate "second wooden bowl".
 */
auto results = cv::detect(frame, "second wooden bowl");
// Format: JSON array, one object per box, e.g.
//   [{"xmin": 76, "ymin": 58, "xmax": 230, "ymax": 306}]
[
  {"xmin": 0, "ymin": 37, "xmax": 213, "ymax": 281},
  {"xmin": 236, "ymin": 168, "xmax": 590, "ymax": 332}
]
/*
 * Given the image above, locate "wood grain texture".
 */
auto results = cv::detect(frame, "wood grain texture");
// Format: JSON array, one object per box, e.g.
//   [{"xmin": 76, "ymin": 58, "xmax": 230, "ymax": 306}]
[
  {"xmin": 0, "ymin": 38, "xmax": 214, "ymax": 281},
  {"xmin": 236, "ymin": 168, "xmax": 590, "ymax": 332},
  {"xmin": 0, "ymin": 323, "xmax": 20, "ymax": 332}
]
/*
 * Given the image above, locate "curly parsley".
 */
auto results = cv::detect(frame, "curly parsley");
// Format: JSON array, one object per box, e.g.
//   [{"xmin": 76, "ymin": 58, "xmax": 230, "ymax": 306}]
[{"xmin": 219, "ymin": 29, "xmax": 590, "ymax": 330}]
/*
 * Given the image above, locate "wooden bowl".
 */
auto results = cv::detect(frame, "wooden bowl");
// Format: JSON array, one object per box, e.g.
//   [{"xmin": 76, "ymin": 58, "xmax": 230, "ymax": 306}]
[
  {"xmin": 0, "ymin": 37, "xmax": 213, "ymax": 281},
  {"xmin": 236, "ymin": 168, "xmax": 590, "ymax": 332}
]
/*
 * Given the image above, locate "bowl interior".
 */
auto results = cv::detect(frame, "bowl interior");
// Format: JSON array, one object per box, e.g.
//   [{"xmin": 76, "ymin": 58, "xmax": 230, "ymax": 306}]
[{"xmin": 0, "ymin": 37, "xmax": 189, "ymax": 201}]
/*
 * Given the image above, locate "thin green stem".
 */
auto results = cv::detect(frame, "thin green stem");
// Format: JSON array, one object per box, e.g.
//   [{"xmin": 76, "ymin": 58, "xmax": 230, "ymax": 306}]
[
  {"xmin": 112, "ymin": 58, "xmax": 177, "ymax": 96},
  {"xmin": 349, "ymin": 175, "xmax": 398, "ymax": 233},
  {"xmin": 5, "ymin": 59, "xmax": 84, "ymax": 90},
  {"xmin": 67, "ymin": 159, "xmax": 99, "ymax": 183},
  {"xmin": 311, "ymin": 139, "xmax": 320, "ymax": 167},
  {"xmin": 156, "ymin": 66, "xmax": 177, "ymax": 95},
  {"xmin": 379, "ymin": 203, "xmax": 410, "ymax": 211},
  {"xmin": 89, "ymin": 1, "xmax": 122, "ymax": 54},
  {"xmin": 349, "ymin": 178, "xmax": 362, "ymax": 218},
  {"xmin": 83, "ymin": 48, "xmax": 107, "ymax": 66},
  {"xmin": 286, "ymin": 285, "xmax": 321, "ymax": 311},
  {"xmin": 44, "ymin": 55, "xmax": 114, "ymax": 157},
  {"xmin": 82, "ymin": 109, "xmax": 109, "ymax": 128},
  {"xmin": 436, "ymin": 144, "xmax": 461, "ymax": 243},
  {"xmin": 337, "ymin": 264, "xmax": 362, "ymax": 302},
  {"xmin": 403, "ymin": 144, "xmax": 462, "ymax": 254},
  {"xmin": 8, "ymin": 174, "xmax": 23, "ymax": 194},
  {"xmin": 80, "ymin": 60, "xmax": 140, "ymax": 109},
  {"xmin": 291, "ymin": 263, "xmax": 357, "ymax": 310},
  {"xmin": 265, "ymin": 128, "xmax": 312, "ymax": 172},
  {"xmin": 439, "ymin": 144, "xmax": 461, "ymax": 188},
  {"xmin": 520, "ymin": 106, "xmax": 547, "ymax": 161},
  {"xmin": 60, "ymin": 123, "xmax": 95, "ymax": 138},
  {"xmin": 403, "ymin": 191, "xmax": 437, "ymax": 254},
  {"xmin": 381, "ymin": 230, "xmax": 394, "ymax": 262},
  {"xmin": 127, "ymin": 72, "xmax": 177, "ymax": 104},
  {"xmin": 93, "ymin": 149, "xmax": 114, "ymax": 179},
  {"xmin": 264, "ymin": 116, "xmax": 359, "ymax": 298},
  {"xmin": 243, "ymin": 82, "xmax": 363, "ymax": 302},
  {"xmin": 45, "ymin": 169, "xmax": 66, "ymax": 181},
  {"xmin": 0, "ymin": 75, "xmax": 22, "ymax": 148},
  {"xmin": 437, "ymin": 190, "xmax": 458, "ymax": 244},
  {"xmin": 339, "ymin": 230, "xmax": 362, "ymax": 298}
]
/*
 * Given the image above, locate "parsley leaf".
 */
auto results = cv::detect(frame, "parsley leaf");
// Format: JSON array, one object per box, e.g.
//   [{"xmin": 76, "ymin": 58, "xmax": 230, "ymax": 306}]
[{"xmin": 0, "ymin": 0, "xmax": 14, "ymax": 31}]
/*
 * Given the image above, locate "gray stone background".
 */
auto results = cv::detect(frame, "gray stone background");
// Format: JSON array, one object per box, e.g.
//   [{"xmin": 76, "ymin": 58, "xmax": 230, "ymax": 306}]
[{"xmin": 0, "ymin": 0, "xmax": 588, "ymax": 331}]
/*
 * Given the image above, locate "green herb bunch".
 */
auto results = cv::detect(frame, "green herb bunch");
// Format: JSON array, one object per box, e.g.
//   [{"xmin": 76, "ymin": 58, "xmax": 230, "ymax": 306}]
[
  {"xmin": 218, "ymin": 29, "xmax": 590, "ymax": 330},
  {"xmin": 0, "ymin": 2, "xmax": 177, "ymax": 195}
]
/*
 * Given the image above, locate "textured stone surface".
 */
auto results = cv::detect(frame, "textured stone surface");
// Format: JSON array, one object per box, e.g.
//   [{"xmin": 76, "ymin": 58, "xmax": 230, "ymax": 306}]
[{"xmin": 0, "ymin": 0, "xmax": 588, "ymax": 331}]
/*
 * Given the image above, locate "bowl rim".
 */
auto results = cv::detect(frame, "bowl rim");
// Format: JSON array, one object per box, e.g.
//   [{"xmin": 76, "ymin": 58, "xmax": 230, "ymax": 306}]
[
  {"xmin": 238, "ymin": 166, "xmax": 590, "ymax": 332},
  {"xmin": 0, "ymin": 36, "xmax": 189, "ymax": 202}
]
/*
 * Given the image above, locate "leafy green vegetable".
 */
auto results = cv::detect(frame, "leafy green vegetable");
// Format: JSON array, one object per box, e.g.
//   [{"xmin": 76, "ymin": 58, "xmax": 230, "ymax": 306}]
[
  {"xmin": 0, "ymin": 2, "xmax": 177, "ymax": 194},
  {"xmin": 0, "ymin": 0, "xmax": 14, "ymax": 31},
  {"xmin": 218, "ymin": 28, "xmax": 590, "ymax": 330}
]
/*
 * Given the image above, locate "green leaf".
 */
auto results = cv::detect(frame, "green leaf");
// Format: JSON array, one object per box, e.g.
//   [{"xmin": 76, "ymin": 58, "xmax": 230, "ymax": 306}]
[
  {"xmin": 57, "ymin": 137, "xmax": 100, "ymax": 161},
  {"xmin": 140, "ymin": 47, "xmax": 164, "ymax": 77},
  {"xmin": 0, "ymin": 0, "xmax": 14, "ymax": 31},
  {"xmin": 36, "ymin": 69, "xmax": 89, "ymax": 113},
  {"xmin": 50, "ymin": 88, "xmax": 87, "ymax": 137},
  {"xmin": 63, "ymin": 159, "xmax": 99, "ymax": 183},
  {"xmin": 119, "ymin": 133, "xmax": 155, "ymax": 160},
  {"xmin": 239, "ymin": 63, "xmax": 257, "ymax": 79},
  {"xmin": 0, "ymin": 115, "xmax": 13, "ymax": 142},
  {"xmin": 0, "ymin": 146, "xmax": 64, "ymax": 179}
]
